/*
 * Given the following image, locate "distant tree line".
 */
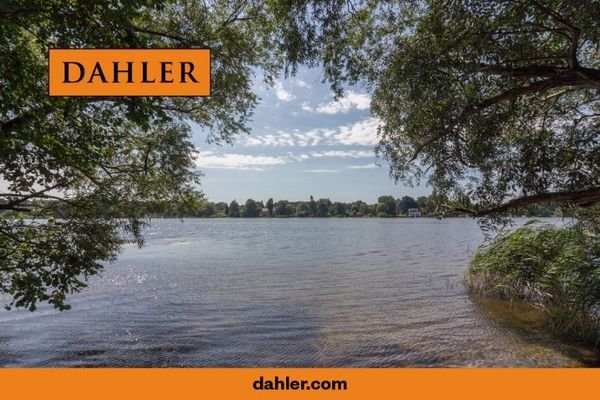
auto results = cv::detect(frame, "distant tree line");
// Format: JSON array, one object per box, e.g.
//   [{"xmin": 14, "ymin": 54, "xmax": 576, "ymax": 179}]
[
  {"xmin": 1, "ymin": 192, "xmax": 562, "ymax": 220},
  {"xmin": 145, "ymin": 194, "xmax": 564, "ymax": 219}
]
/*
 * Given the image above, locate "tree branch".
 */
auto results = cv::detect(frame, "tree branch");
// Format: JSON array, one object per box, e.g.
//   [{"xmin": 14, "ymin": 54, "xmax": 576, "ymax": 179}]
[
  {"xmin": 0, "ymin": 8, "xmax": 44, "ymax": 19},
  {"xmin": 530, "ymin": 0, "xmax": 580, "ymax": 68},
  {"xmin": 130, "ymin": 26, "xmax": 192, "ymax": 45},
  {"xmin": 451, "ymin": 187, "xmax": 600, "ymax": 216},
  {"xmin": 0, "ymin": 204, "xmax": 31, "ymax": 212},
  {"xmin": 476, "ymin": 63, "xmax": 570, "ymax": 77},
  {"xmin": 0, "ymin": 183, "xmax": 62, "ymax": 208},
  {"xmin": 530, "ymin": 0, "xmax": 579, "ymax": 33},
  {"xmin": 462, "ymin": 68, "xmax": 600, "ymax": 117}
]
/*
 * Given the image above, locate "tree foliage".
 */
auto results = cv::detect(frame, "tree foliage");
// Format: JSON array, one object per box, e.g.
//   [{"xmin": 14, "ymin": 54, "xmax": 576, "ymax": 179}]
[
  {"xmin": 376, "ymin": 195, "xmax": 396, "ymax": 217},
  {"xmin": 228, "ymin": 200, "xmax": 240, "ymax": 217},
  {"xmin": 396, "ymin": 195, "xmax": 418, "ymax": 215},
  {"xmin": 0, "ymin": 0, "xmax": 281, "ymax": 310},
  {"xmin": 244, "ymin": 198, "xmax": 259, "ymax": 217},
  {"xmin": 272, "ymin": 0, "xmax": 600, "ymax": 221},
  {"xmin": 266, "ymin": 197, "xmax": 274, "ymax": 216}
]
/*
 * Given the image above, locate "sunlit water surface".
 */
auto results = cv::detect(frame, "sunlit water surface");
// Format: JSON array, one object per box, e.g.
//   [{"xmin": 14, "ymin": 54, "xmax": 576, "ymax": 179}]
[{"xmin": 1, "ymin": 218, "xmax": 597, "ymax": 367}]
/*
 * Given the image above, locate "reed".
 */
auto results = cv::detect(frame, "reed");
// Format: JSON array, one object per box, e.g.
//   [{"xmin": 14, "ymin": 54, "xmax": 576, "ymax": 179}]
[{"xmin": 467, "ymin": 222, "xmax": 600, "ymax": 347}]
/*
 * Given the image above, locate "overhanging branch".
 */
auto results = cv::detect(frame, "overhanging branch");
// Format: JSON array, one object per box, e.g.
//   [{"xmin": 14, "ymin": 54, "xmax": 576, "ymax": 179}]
[
  {"xmin": 450, "ymin": 187, "xmax": 600, "ymax": 217},
  {"xmin": 460, "ymin": 67, "xmax": 600, "ymax": 119},
  {"xmin": 0, "ymin": 204, "xmax": 31, "ymax": 212}
]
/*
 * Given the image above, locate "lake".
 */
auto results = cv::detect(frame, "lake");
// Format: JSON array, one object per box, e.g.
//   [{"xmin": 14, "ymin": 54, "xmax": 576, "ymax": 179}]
[{"xmin": 0, "ymin": 218, "xmax": 597, "ymax": 367}]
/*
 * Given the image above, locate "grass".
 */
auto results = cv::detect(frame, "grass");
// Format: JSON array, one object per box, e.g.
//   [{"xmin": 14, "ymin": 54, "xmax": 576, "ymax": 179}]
[{"xmin": 467, "ymin": 221, "xmax": 600, "ymax": 347}]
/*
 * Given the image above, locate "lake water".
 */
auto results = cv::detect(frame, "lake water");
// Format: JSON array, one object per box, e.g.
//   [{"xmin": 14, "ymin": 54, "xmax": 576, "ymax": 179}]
[{"xmin": 0, "ymin": 218, "xmax": 597, "ymax": 367}]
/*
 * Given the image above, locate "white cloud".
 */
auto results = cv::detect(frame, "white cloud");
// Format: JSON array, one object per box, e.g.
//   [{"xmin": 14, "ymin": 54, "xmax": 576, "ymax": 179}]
[
  {"xmin": 244, "ymin": 136, "xmax": 264, "ymax": 146},
  {"xmin": 249, "ymin": 132, "xmax": 297, "ymax": 147},
  {"xmin": 295, "ymin": 130, "xmax": 327, "ymax": 146},
  {"xmin": 273, "ymin": 81, "xmax": 295, "ymax": 102},
  {"xmin": 303, "ymin": 169, "xmax": 340, "ymax": 173},
  {"xmin": 242, "ymin": 117, "xmax": 380, "ymax": 148},
  {"xmin": 311, "ymin": 150, "xmax": 373, "ymax": 158},
  {"xmin": 194, "ymin": 145, "xmax": 378, "ymax": 172},
  {"xmin": 333, "ymin": 117, "xmax": 380, "ymax": 146},
  {"xmin": 301, "ymin": 102, "xmax": 313, "ymax": 112},
  {"xmin": 314, "ymin": 91, "xmax": 371, "ymax": 114},
  {"xmin": 294, "ymin": 79, "xmax": 310, "ymax": 88},
  {"xmin": 287, "ymin": 152, "xmax": 310, "ymax": 161},
  {"xmin": 195, "ymin": 151, "xmax": 287, "ymax": 170},
  {"xmin": 347, "ymin": 163, "xmax": 379, "ymax": 169},
  {"xmin": 243, "ymin": 128, "xmax": 332, "ymax": 147}
]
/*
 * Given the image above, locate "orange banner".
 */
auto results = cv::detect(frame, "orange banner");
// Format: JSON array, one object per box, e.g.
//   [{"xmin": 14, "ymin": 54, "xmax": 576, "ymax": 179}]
[
  {"xmin": 48, "ymin": 49, "xmax": 211, "ymax": 96},
  {"xmin": 0, "ymin": 368, "xmax": 598, "ymax": 400}
]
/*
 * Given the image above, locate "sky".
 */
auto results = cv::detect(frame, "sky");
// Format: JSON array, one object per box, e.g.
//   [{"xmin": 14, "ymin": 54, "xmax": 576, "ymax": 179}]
[
  {"xmin": 0, "ymin": 67, "xmax": 430, "ymax": 204},
  {"xmin": 193, "ymin": 67, "xmax": 428, "ymax": 204}
]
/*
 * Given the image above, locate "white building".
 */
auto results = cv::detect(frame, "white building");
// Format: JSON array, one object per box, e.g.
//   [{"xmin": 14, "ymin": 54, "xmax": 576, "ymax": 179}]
[{"xmin": 408, "ymin": 208, "xmax": 422, "ymax": 217}]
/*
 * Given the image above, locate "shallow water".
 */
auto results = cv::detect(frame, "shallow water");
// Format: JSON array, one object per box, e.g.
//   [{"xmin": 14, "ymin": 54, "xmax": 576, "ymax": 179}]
[{"xmin": 0, "ymin": 218, "xmax": 597, "ymax": 367}]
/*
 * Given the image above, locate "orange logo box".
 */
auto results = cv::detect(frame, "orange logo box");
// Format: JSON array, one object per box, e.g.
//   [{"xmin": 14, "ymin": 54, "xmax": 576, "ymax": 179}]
[{"xmin": 49, "ymin": 49, "xmax": 210, "ymax": 96}]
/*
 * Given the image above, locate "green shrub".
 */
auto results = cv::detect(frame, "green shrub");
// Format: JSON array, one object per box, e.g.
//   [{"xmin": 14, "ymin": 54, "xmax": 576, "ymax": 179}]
[{"xmin": 467, "ymin": 222, "xmax": 600, "ymax": 345}]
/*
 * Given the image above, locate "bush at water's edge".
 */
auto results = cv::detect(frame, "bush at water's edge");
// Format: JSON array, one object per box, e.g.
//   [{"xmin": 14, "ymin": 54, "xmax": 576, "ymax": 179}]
[{"xmin": 466, "ymin": 222, "xmax": 600, "ymax": 347}]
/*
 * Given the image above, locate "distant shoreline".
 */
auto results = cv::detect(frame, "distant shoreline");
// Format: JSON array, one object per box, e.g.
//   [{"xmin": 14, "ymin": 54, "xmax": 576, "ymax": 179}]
[{"xmin": 146, "ymin": 215, "xmax": 559, "ymax": 220}]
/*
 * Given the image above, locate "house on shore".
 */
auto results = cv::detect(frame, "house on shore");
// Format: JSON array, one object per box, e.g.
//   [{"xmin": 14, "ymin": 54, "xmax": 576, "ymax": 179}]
[{"xmin": 408, "ymin": 208, "xmax": 422, "ymax": 218}]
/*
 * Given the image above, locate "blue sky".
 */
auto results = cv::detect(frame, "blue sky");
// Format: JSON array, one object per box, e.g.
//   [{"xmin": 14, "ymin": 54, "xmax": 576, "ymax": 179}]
[{"xmin": 192, "ymin": 67, "xmax": 428, "ymax": 204}]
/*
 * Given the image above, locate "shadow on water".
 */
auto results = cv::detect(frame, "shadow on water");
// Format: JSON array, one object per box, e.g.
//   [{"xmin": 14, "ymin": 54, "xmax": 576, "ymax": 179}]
[
  {"xmin": 0, "ymin": 335, "xmax": 17, "ymax": 366},
  {"xmin": 470, "ymin": 294, "xmax": 600, "ymax": 367},
  {"xmin": 35, "ymin": 303, "xmax": 328, "ymax": 367}
]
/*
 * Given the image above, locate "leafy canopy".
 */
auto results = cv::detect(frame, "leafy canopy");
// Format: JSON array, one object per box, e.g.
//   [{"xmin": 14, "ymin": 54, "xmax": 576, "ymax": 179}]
[
  {"xmin": 0, "ymin": 0, "xmax": 281, "ymax": 310},
  {"xmin": 271, "ymin": 0, "xmax": 600, "ymax": 219}
]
